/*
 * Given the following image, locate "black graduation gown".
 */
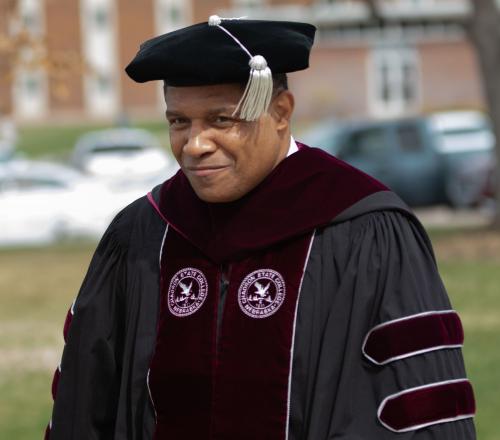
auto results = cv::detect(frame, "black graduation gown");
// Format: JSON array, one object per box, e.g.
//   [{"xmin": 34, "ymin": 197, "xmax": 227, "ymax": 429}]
[{"xmin": 47, "ymin": 165, "xmax": 476, "ymax": 439}]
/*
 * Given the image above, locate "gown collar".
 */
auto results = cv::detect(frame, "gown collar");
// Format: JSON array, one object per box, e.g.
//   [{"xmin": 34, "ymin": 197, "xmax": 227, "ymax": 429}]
[{"xmin": 157, "ymin": 143, "xmax": 387, "ymax": 263}]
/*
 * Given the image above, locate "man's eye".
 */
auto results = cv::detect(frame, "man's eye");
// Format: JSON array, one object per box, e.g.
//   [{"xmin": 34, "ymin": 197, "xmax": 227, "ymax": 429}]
[
  {"xmin": 169, "ymin": 117, "xmax": 188, "ymax": 126},
  {"xmin": 214, "ymin": 116, "xmax": 238, "ymax": 125}
]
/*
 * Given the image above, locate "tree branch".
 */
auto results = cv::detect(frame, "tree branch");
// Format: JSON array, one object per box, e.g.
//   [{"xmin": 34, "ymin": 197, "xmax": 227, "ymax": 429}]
[{"xmin": 361, "ymin": 0, "xmax": 384, "ymax": 25}]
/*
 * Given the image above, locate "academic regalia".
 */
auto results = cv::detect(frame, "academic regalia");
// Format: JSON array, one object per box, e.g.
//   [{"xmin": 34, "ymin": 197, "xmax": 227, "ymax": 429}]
[{"xmin": 46, "ymin": 145, "xmax": 475, "ymax": 439}]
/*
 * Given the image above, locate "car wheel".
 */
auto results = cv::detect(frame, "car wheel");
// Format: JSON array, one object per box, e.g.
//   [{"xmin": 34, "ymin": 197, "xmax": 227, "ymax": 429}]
[{"xmin": 445, "ymin": 169, "xmax": 485, "ymax": 208}]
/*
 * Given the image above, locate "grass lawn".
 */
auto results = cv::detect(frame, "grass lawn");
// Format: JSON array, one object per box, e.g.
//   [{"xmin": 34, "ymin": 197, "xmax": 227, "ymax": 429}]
[
  {"xmin": 0, "ymin": 230, "xmax": 498, "ymax": 438},
  {"xmin": 15, "ymin": 120, "xmax": 171, "ymax": 160}
]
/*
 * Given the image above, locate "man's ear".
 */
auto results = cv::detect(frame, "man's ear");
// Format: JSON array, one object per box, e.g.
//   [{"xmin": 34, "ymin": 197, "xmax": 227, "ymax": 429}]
[{"xmin": 270, "ymin": 90, "xmax": 294, "ymax": 131}]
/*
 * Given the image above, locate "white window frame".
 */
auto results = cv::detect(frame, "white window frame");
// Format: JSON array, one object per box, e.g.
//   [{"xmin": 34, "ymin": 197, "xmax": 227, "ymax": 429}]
[
  {"xmin": 12, "ymin": 0, "xmax": 48, "ymax": 119},
  {"xmin": 80, "ymin": 0, "xmax": 120, "ymax": 117},
  {"xmin": 154, "ymin": 0, "xmax": 192, "ymax": 34},
  {"xmin": 368, "ymin": 46, "xmax": 421, "ymax": 118},
  {"xmin": 155, "ymin": 0, "xmax": 192, "ymax": 110}
]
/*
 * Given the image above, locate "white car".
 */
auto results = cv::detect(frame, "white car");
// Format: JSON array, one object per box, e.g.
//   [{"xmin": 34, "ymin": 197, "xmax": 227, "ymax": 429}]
[
  {"xmin": 0, "ymin": 160, "xmax": 150, "ymax": 247},
  {"xmin": 71, "ymin": 127, "xmax": 177, "ymax": 182}
]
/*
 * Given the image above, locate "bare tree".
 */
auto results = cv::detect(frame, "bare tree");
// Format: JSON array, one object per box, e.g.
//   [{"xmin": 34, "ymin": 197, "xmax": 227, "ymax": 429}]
[
  {"xmin": 0, "ymin": 0, "xmax": 86, "ymax": 115},
  {"xmin": 361, "ymin": 0, "xmax": 500, "ymax": 227},
  {"xmin": 466, "ymin": 0, "xmax": 500, "ymax": 227}
]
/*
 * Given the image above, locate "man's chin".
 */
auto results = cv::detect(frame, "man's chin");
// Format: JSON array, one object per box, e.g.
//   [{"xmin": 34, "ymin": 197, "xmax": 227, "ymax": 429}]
[
  {"xmin": 193, "ymin": 188, "xmax": 244, "ymax": 204},
  {"xmin": 189, "ymin": 180, "xmax": 248, "ymax": 203}
]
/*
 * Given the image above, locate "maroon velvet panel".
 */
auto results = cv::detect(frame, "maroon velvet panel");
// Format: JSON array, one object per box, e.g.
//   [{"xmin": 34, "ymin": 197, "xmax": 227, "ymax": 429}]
[
  {"xmin": 149, "ymin": 228, "xmax": 220, "ymax": 439},
  {"xmin": 149, "ymin": 227, "xmax": 313, "ymax": 439},
  {"xmin": 364, "ymin": 311, "xmax": 464, "ymax": 365},
  {"xmin": 211, "ymin": 233, "xmax": 313, "ymax": 439},
  {"xmin": 379, "ymin": 380, "xmax": 475, "ymax": 432},
  {"xmin": 159, "ymin": 144, "xmax": 387, "ymax": 263}
]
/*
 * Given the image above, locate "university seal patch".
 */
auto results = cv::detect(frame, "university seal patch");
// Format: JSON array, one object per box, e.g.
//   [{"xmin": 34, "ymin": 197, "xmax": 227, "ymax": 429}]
[
  {"xmin": 238, "ymin": 269, "xmax": 286, "ymax": 319},
  {"xmin": 167, "ymin": 267, "xmax": 208, "ymax": 317}
]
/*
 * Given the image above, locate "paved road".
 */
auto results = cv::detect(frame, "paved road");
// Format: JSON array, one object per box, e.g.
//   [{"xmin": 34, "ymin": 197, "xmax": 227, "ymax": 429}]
[{"xmin": 413, "ymin": 205, "xmax": 495, "ymax": 228}]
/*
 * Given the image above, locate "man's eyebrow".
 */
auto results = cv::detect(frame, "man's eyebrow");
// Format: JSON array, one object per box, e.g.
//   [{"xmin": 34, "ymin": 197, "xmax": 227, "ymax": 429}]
[
  {"xmin": 165, "ymin": 110, "xmax": 185, "ymax": 118},
  {"xmin": 206, "ymin": 107, "xmax": 237, "ymax": 115}
]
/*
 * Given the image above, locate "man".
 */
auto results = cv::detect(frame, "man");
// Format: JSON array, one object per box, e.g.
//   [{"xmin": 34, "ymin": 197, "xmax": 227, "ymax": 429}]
[{"xmin": 46, "ymin": 17, "xmax": 476, "ymax": 439}]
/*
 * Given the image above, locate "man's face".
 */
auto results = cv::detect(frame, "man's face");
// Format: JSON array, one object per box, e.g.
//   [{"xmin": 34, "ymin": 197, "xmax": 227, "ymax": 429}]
[{"xmin": 165, "ymin": 83, "xmax": 291, "ymax": 203}]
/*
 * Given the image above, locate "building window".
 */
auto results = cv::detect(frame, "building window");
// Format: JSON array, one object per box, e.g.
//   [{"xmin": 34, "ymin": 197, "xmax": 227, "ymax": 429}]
[
  {"xmin": 156, "ymin": 0, "xmax": 190, "ymax": 33},
  {"xmin": 92, "ymin": 6, "xmax": 109, "ymax": 30},
  {"xmin": 81, "ymin": 0, "xmax": 119, "ymax": 116},
  {"xmin": 232, "ymin": 0, "xmax": 265, "ymax": 7},
  {"xmin": 21, "ymin": 11, "xmax": 39, "ymax": 33},
  {"xmin": 23, "ymin": 74, "xmax": 40, "ymax": 95},
  {"xmin": 369, "ymin": 47, "xmax": 420, "ymax": 117},
  {"xmin": 13, "ymin": 70, "xmax": 47, "ymax": 118},
  {"xmin": 168, "ymin": 5, "xmax": 180, "ymax": 23},
  {"xmin": 96, "ymin": 74, "xmax": 112, "ymax": 94}
]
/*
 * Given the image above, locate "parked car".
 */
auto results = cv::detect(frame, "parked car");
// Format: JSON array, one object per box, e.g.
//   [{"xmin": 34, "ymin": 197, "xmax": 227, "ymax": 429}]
[
  {"xmin": 300, "ymin": 111, "xmax": 495, "ymax": 207},
  {"xmin": 0, "ymin": 160, "xmax": 149, "ymax": 247},
  {"xmin": 71, "ymin": 127, "xmax": 178, "ymax": 182}
]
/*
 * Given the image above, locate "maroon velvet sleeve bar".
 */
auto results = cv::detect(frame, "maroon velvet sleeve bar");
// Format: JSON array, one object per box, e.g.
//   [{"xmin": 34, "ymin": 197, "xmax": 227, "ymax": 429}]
[
  {"xmin": 47, "ymin": 303, "xmax": 75, "ymax": 438},
  {"xmin": 62, "ymin": 307, "xmax": 73, "ymax": 343},
  {"xmin": 378, "ymin": 379, "xmax": 476, "ymax": 432},
  {"xmin": 51, "ymin": 367, "xmax": 61, "ymax": 400},
  {"xmin": 363, "ymin": 310, "xmax": 464, "ymax": 365}
]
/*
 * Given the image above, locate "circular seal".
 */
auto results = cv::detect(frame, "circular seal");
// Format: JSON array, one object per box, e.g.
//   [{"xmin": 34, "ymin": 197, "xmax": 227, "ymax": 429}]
[
  {"xmin": 167, "ymin": 267, "xmax": 208, "ymax": 317},
  {"xmin": 238, "ymin": 269, "xmax": 286, "ymax": 319}
]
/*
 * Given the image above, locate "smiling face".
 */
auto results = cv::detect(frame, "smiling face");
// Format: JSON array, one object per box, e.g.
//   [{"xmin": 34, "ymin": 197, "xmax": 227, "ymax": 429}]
[{"xmin": 165, "ymin": 83, "xmax": 294, "ymax": 203}]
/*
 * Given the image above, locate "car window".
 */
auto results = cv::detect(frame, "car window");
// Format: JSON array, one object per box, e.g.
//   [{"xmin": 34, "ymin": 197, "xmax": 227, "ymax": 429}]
[
  {"xmin": 91, "ymin": 145, "xmax": 144, "ymax": 154},
  {"xmin": 339, "ymin": 127, "xmax": 389, "ymax": 159},
  {"xmin": 434, "ymin": 127, "xmax": 494, "ymax": 154},
  {"xmin": 396, "ymin": 124, "xmax": 424, "ymax": 152},
  {"xmin": 301, "ymin": 123, "xmax": 342, "ymax": 154},
  {"xmin": 14, "ymin": 177, "xmax": 67, "ymax": 190}
]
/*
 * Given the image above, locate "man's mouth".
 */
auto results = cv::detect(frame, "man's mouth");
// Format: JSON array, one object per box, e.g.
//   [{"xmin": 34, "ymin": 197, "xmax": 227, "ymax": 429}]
[{"xmin": 186, "ymin": 165, "xmax": 229, "ymax": 177}]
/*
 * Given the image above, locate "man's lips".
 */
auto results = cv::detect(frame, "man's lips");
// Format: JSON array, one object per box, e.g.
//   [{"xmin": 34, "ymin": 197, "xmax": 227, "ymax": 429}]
[{"xmin": 185, "ymin": 165, "xmax": 229, "ymax": 177}]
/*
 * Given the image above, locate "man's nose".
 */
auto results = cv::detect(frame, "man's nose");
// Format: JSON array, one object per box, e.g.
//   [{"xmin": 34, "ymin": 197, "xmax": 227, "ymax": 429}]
[{"xmin": 183, "ymin": 124, "xmax": 216, "ymax": 157}]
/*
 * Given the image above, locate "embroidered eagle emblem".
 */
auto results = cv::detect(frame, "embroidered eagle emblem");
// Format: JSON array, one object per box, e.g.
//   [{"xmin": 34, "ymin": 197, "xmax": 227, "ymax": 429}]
[
  {"xmin": 177, "ymin": 280, "xmax": 195, "ymax": 304},
  {"xmin": 167, "ymin": 268, "xmax": 208, "ymax": 317},
  {"xmin": 238, "ymin": 269, "xmax": 286, "ymax": 319},
  {"xmin": 252, "ymin": 281, "xmax": 272, "ymax": 305}
]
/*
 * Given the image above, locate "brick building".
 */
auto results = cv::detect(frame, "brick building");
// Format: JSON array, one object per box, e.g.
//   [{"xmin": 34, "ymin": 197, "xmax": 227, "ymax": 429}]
[{"xmin": 0, "ymin": 0, "xmax": 489, "ymax": 123}]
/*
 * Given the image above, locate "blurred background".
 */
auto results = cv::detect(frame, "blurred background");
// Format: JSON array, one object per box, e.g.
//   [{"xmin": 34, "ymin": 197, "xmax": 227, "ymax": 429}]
[{"xmin": 0, "ymin": 0, "xmax": 499, "ymax": 438}]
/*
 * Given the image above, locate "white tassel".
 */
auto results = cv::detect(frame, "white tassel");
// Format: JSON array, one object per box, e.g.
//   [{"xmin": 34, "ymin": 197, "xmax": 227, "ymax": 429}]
[
  {"xmin": 235, "ymin": 55, "xmax": 273, "ymax": 121},
  {"xmin": 208, "ymin": 16, "xmax": 274, "ymax": 121}
]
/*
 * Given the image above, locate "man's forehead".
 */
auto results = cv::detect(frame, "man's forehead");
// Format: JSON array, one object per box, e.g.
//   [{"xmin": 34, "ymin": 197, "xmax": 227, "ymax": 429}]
[{"xmin": 165, "ymin": 84, "xmax": 243, "ymax": 110}]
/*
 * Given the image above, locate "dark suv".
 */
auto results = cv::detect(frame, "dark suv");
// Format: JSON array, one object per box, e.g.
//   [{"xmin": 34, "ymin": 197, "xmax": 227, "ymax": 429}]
[{"xmin": 301, "ymin": 111, "xmax": 495, "ymax": 207}]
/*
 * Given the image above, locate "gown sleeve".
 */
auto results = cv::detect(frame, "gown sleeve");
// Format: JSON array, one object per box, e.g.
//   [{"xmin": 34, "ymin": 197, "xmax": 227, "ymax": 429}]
[
  {"xmin": 291, "ymin": 210, "xmax": 476, "ymax": 439},
  {"xmin": 45, "ymin": 211, "xmax": 130, "ymax": 440}
]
